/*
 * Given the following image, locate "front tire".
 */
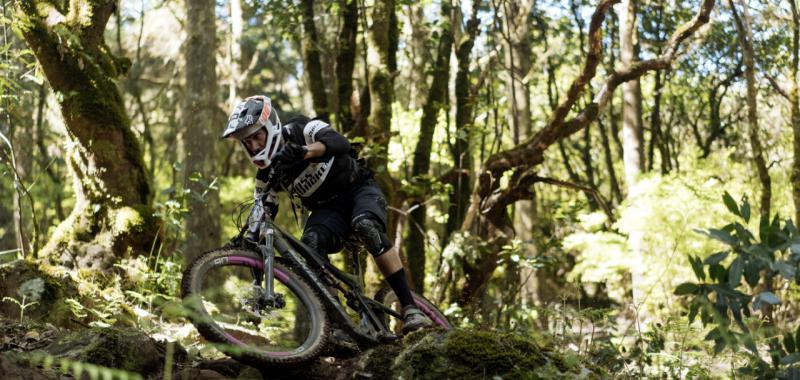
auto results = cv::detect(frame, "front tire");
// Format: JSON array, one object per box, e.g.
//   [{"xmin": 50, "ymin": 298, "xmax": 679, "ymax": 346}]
[{"xmin": 181, "ymin": 248, "xmax": 329, "ymax": 366}]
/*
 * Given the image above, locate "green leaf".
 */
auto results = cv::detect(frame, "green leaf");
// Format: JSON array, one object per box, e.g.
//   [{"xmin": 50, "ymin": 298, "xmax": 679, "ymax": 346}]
[
  {"xmin": 744, "ymin": 261, "xmax": 760, "ymax": 288},
  {"xmin": 674, "ymin": 283, "xmax": 699, "ymax": 295},
  {"xmin": 709, "ymin": 264, "xmax": 727, "ymax": 281},
  {"xmin": 758, "ymin": 291, "xmax": 781, "ymax": 305},
  {"xmin": 741, "ymin": 197, "xmax": 751, "ymax": 223},
  {"xmin": 705, "ymin": 251, "xmax": 729, "ymax": 265},
  {"xmin": 729, "ymin": 257, "xmax": 743, "ymax": 287},
  {"xmin": 696, "ymin": 228, "xmax": 738, "ymax": 246},
  {"xmin": 689, "ymin": 255, "xmax": 705, "ymax": 281},
  {"xmin": 723, "ymin": 191, "xmax": 740, "ymax": 217},
  {"xmin": 772, "ymin": 261, "xmax": 796, "ymax": 280},
  {"xmin": 688, "ymin": 301, "xmax": 700, "ymax": 322},
  {"xmin": 785, "ymin": 334, "xmax": 797, "ymax": 354}
]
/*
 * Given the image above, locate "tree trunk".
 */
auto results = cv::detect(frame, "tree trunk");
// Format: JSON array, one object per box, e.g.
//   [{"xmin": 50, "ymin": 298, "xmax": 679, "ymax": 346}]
[
  {"xmin": 228, "ymin": 0, "xmax": 243, "ymax": 107},
  {"xmin": 301, "ymin": 0, "xmax": 329, "ymax": 118},
  {"xmin": 451, "ymin": 0, "xmax": 483, "ymax": 305},
  {"xmin": 789, "ymin": 0, "xmax": 800, "ymax": 226},
  {"xmin": 730, "ymin": 0, "xmax": 771, "ymax": 218},
  {"xmin": 16, "ymin": 0, "xmax": 157, "ymax": 267},
  {"xmin": 504, "ymin": 0, "xmax": 535, "ymax": 305},
  {"xmin": 184, "ymin": 0, "xmax": 221, "ymax": 263},
  {"xmin": 406, "ymin": 1, "xmax": 453, "ymax": 293},
  {"xmin": 335, "ymin": 0, "xmax": 358, "ymax": 132},
  {"xmin": 366, "ymin": 0, "xmax": 398, "ymax": 196},
  {"xmin": 620, "ymin": 0, "xmax": 644, "ymax": 190},
  {"xmin": 404, "ymin": 3, "xmax": 433, "ymax": 108},
  {"xmin": 11, "ymin": 120, "xmax": 32, "ymax": 256}
]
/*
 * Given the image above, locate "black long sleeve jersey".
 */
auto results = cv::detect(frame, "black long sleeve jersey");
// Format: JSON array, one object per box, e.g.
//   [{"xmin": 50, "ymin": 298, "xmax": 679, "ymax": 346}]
[{"xmin": 253, "ymin": 116, "xmax": 362, "ymax": 216}]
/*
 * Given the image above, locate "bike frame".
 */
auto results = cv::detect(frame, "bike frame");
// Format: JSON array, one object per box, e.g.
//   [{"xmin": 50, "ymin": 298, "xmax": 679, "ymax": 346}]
[{"xmin": 249, "ymin": 217, "xmax": 403, "ymax": 346}]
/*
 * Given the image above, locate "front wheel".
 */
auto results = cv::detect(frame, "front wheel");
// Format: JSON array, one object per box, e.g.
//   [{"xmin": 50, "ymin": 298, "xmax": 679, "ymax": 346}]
[
  {"xmin": 181, "ymin": 248, "xmax": 329, "ymax": 367},
  {"xmin": 373, "ymin": 286, "xmax": 453, "ymax": 334}
]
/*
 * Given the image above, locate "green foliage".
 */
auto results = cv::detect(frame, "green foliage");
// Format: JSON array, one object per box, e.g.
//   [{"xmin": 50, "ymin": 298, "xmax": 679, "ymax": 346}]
[
  {"xmin": 675, "ymin": 193, "xmax": 800, "ymax": 377},
  {"xmin": 7, "ymin": 351, "xmax": 143, "ymax": 380},
  {"xmin": 2, "ymin": 277, "xmax": 44, "ymax": 321}
]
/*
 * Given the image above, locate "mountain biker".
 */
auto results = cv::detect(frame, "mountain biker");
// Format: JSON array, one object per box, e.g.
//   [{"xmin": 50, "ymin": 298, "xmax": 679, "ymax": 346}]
[{"xmin": 222, "ymin": 95, "xmax": 433, "ymax": 334}]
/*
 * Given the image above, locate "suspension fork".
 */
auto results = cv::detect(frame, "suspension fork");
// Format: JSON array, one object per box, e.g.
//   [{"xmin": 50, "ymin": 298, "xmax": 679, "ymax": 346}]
[{"xmin": 252, "ymin": 222, "xmax": 276, "ymax": 302}]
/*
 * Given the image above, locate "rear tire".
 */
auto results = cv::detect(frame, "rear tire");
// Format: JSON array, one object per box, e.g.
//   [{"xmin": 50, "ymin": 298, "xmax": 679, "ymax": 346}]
[
  {"xmin": 373, "ymin": 286, "xmax": 453, "ymax": 334},
  {"xmin": 181, "ymin": 248, "xmax": 329, "ymax": 366}
]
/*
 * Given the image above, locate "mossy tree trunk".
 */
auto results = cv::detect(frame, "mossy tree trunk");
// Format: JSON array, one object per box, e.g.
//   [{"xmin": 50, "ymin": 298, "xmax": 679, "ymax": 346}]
[
  {"xmin": 449, "ymin": 0, "xmax": 482, "ymax": 305},
  {"xmin": 407, "ymin": 0, "xmax": 453, "ymax": 292},
  {"xmin": 15, "ymin": 0, "xmax": 156, "ymax": 267},
  {"xmin": 335, "ymin": 0, "xmax": 358, "ymax": 133},
  {"xmin": 789, "ymin": 0, "xmax": 800, "ymax": 226},
  {"xmin": 184, "ymin": 0, "xmax": 221, "ymax": 263},
  {"xmin": 300, "ymin": 0, "xmax": 329, "ymax": 118}
]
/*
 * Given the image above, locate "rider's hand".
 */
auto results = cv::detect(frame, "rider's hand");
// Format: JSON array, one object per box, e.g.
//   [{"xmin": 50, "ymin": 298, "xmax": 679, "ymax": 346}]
[
  {"xmin": 224, "ymin": 234, "xmax": 244, "ymax": 248},
  {"xmin": 273, "ymin": 142, "xmax": 308, "ymax": 164}
]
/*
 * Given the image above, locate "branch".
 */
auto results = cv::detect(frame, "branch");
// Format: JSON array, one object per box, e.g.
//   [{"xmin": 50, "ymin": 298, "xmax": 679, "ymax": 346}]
[
  {"xmin": 765, "ymin": 74, "xmax": 791, "ymax": 101},
  {"xmin": 531, "ymin": 176, "xmax": 616, "ymax": 224},
  {"xmin": 485, "ymin": 0, "xmax": 714, "ymax": 176},
  {"xmin": 471, "ymin": 0, "xmax": 715, "ymax": 230}
]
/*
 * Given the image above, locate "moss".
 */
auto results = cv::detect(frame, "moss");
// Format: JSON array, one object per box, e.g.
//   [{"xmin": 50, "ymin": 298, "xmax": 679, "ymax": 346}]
[
  {"xmin": 110, "ymin": 207, "xmax": 144, "ymax": 236},
  {"xmin": 0, "ymin": 260, "xmax": 79, "ymax": 326},
  {"xmin": 360, "ymin": 343, "xmax": 403, "ymax": 380},
  {"xmin": 359, "ymin": 329, "xmax": 602, "ymax": 380},
  {"xmin": 46, "ymin": 327, "xmax": 164, "ymax": 375}
]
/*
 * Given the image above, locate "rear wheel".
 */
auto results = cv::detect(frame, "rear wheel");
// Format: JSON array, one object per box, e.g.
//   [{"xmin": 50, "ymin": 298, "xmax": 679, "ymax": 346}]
[
  {"xmin": 373, "ymin": 286, "xmax": 453, "ymax": 334},
  {"xmin": 181, "ymin": 248, "xmax": 329, "ymax": 366}
]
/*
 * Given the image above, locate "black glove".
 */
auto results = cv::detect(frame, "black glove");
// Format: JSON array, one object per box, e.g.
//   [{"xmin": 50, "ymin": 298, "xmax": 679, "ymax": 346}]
[
  {"xmin": 225, "ymin": 234, "xmax": 244, "ymax": 248},
  {"xmin": 273, "ymin": 142, "xmax": 308, "ymax": 164}
]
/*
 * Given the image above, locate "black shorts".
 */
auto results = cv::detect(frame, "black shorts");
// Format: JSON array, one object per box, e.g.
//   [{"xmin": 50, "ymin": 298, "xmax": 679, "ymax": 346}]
[{"xmin": 302, "ymin": 180, "xmax": 389, "ymax": 254}]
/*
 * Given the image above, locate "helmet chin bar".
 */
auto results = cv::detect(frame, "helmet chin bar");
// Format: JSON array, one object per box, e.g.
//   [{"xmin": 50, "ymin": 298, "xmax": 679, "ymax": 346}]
[{"xmin": 240, "ymin": 128, "xmax": 281, "ymax": 169}]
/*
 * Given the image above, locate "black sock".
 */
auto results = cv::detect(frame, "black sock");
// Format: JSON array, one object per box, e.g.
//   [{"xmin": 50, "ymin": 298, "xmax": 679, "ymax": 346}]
[{"xmin": 386, "ymin": 269, "xmax": 416, "ymax": 308}]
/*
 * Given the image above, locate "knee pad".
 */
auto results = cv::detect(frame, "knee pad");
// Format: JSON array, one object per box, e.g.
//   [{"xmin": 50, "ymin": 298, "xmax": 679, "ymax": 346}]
[
  {"xmin": 351, "ymin": 215, "xmax": 392, "ymax": 257},
  {"xmin": 301, "ymin": 225, "xmax": 336, "ymax": 257}
]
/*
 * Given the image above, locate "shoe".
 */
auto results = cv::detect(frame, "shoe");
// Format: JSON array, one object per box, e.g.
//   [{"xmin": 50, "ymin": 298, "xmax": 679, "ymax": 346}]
[{"xmin": 401, "ymin": 305, "xmax": 433, "ymax": 335}]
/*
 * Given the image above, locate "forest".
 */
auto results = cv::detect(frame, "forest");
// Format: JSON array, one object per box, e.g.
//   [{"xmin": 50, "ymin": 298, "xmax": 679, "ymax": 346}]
[{"xmin": 1, "ymin": 0, "xmax": 799, "ymax": 378}]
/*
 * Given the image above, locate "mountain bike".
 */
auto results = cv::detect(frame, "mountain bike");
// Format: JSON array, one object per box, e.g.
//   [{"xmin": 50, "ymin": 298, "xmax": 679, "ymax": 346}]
[{"xmin": 181, "ymin": 197, "xmax": 452, "ymax": 367}]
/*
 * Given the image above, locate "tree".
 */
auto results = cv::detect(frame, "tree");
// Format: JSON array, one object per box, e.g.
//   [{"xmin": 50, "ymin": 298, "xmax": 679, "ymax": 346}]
[
  {"xmin": 366, "ymin": 0, "xmax": 398, "ymax": 194},
  {"xmin": 407, "ymin": 0, "xmax": 453, "ymax": 292},
  {"xmin": 335, "ymin": 0, "xmax": 358, "ymax": 132},
  {"xmin": 446, "ymin": 0, "xmax": 482, "ymax": 250},
  {"xmin": 15, "ymin": 0, "xmax": 157, "ymax": 267},
  {"xmin": 619, "ymin": 0, "xmax": 645, "ymax": 191},
  {"xmin": 184, "ymin": 0, "xmax": 221, "ymax": 262},
  {"xmin": 457, "ymin": 0, "xmax": 716, "ymax": 304},
  {"xmin": 300, "ymin": 0, "xmax": 329, "ymax": 118},
  {"xmin": 729, "ymin": 0, "xmax": 771, "ymax": 218}
]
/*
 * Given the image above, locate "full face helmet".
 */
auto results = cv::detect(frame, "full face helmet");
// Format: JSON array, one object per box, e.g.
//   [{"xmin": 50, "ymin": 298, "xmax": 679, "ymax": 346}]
[{"xmin": 222, "ymin": 95, "xmax": 282, "ymax": 168}]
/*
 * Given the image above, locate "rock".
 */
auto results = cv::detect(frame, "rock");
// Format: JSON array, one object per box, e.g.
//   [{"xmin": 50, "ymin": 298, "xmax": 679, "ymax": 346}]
[
  {"xmin": 0, "ymin": 353, "xmax": 57, "ymax": 380},
  {"xmin": 196, "ymin": 358, "xmax": 247, "ymax": 377},
  {"xmin": 0, "ymin": 260, "xmax": 78, "ymax": 326},
  {"xmin": 42, "ymin": 326, "xmax": 183, "ymax": 377},
  {"xmin": 175, "ymin": 368, "xmax": 229, "ymax": 379},
  {"xmin": 356, "ymin": 329, "xmax": 605, "ymax": 379}
]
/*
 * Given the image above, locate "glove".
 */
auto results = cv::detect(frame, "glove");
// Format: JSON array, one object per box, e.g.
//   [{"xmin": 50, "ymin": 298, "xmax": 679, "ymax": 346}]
[
  {"xmin": 272, "ymin": 142, "xmax": 308, "ymax": 164},
  {"xmin": 224, "ymin": 234, "xmax": 245, "ymax": 248},
  {"xmin": 245, "ymin": 200, "xmax": 268, "ymax": 244}
]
